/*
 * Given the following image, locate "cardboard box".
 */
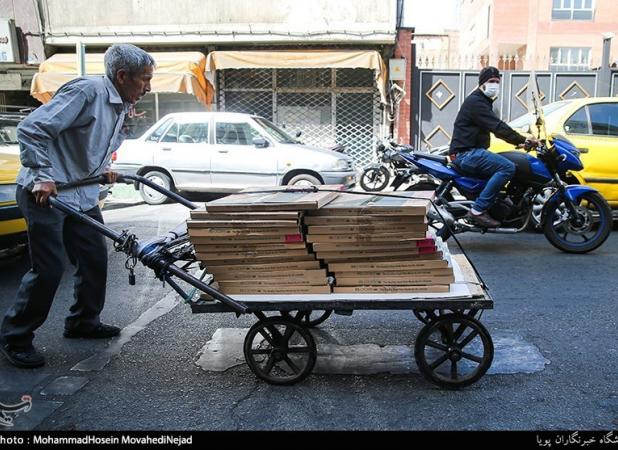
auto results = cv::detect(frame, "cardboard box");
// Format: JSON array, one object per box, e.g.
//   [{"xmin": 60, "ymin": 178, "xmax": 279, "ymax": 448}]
[
  {"xmin": 190, "ymin": 211, "xmax": 301, "ymax": 221},
  {"xmin": 188, "ymin": 227, "xmax": 300, "ymax": 237},
  {"xmin": 213, "ymin": 269, "xmax": 327, "ymax": 282},
  {"xmin": 307, "ymin": 223, "xmax": 427, "ymax": 235},
  {"xmin": 204, "ymin": 189, "xmax": 340, "ymax": 212},
  {"xmin": 189, "ymin": 234, "xmax": 304, "ymax": 245},
  {"xmin": 311, "ymin": 239, "xmax": 435, "ymax": 253},
  {"xmin": 187, "ymin": 220, "xmax": 300, "ymax": 228},
  {"xmin": 316, "ymin": 248, "xmax": 434, "ymax": 261},
  {"xmin": 206, "ymin": 260, "xmax": 322, "ymax": 274},
  {"xmin": 197, "ymin": 248, "xmax": 311, "ymax": 261},
  {"xmin": 328, "ymin": 258, "xmax": 448, "ymax": 272},
  {"xmin": 193, "ymin": 242, "xmax": 307, "ymax": 252},
  {"xmin": 196, "ymin": 253, "xmax": 317, "ymax": 265},
  {"xmin": 333, "ymin": 285, "xmax": 450, "ymax": 294},
  {"xmin": 332, "ymin": 259, "xmax": 449, "ymax": 273},
  {"xmin": 303, "ymin": 215, "xmax": 427, "ymax": 226},
  {"xmin": 218, "ymin": 277, "xmax": 328, "ymax": 288},
  {"xmin": 320, "ymin": 252, "xmax": 443, "ymax": 264},
  {"xmin": 308, "ymin": 191, "xmax": 433, "ymax": 216},
  {"xmin": 306, "ymin": 232, "xmax": 428, "ymax": 244},
  {"xmin": 335, "ymin": 274, "xmax": 455, "ymax": 286},
  {"xmin": 209, "ymin": 285, "xmax": 332, "ymax": 295}
]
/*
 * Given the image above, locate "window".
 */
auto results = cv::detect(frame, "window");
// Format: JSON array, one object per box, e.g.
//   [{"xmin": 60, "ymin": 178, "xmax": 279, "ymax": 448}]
[
  {"xmin": 161, "ymin": 122, "xmax": 209, "ymax": 143},
  {"xmin": 146, "ymin": 119, "xmax": 171, "ymax": 142},
  {"xmin": 0, "ymin": 122, "xmax": 18, "ymax": 144},
  {"xmin": 215, "ymin": 122, "xmax": 262, "ymax": 145},
  {"xmin": 253, "ymin": 117, "xmax": 296, "ymax": 144},
  {"xmin": 552, "ymin": 0, "xmax": 594, "ymax": 20},
  {"xmin": 564, "ymin": 106, "xmax": 590, "ymax": 134},
  {"xmin": 161, "ymin": 123, "xmax": 178, "ymax": 143},
  {"xmin": 509, "ymin": 101, "xmax": 572, "ymax": 129},
  {"xmin": 178, "ymin": 122, "xmax": 209, "ymax": 143},
  {"xmin": 549, "ymin": 47, "xmax": 591, "ymax": 71},
  {"xmin": 588, "ymin": 103, "xmax": 618, "ymax": 136}
]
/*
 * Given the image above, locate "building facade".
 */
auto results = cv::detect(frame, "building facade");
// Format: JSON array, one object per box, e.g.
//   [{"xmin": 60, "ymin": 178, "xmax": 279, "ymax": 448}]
[
  {"xmin": 0, "ymin": 0, "xmax": 45, "ymax": 110},
  {"xmin": 456, "ymin": 0, "xmax": 618, "ymax": 70},
  {"xmin": 13, "ymin": 0, "xmax": 409, "ymax": 165}
]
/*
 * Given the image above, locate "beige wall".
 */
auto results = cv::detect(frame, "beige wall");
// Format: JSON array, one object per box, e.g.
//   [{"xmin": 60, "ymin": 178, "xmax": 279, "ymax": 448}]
[{"xmin": 40, "ymin": 0, "xmax": 397, "ymax": 46}]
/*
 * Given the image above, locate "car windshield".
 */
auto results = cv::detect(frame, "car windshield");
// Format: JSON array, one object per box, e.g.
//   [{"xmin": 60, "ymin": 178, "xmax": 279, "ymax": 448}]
[
  {"xmin": 0, "ymin": 122, "xmax": 18, "ymax": 145},
  {"xmin": 252, "ymin": 117, "xmax": 297, "ymax": 144},
  {"xmin": 508, "ymin": 101, "xmax": 573, "ymax": 129}
]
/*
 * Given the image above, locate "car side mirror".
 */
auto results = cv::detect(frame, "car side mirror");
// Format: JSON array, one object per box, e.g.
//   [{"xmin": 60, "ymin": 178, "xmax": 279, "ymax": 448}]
[{"xmin": 252, "ymin": 137, "xmax": 269, "ymax": 148}]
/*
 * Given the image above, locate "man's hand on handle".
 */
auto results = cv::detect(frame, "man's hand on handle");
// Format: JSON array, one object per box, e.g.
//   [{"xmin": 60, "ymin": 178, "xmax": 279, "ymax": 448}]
[
  {"xmin": 32, "ymin": 181, "xmax": 58, "ymax": 207},
  {"xmin": 104, "ymin": 170, "xmax": 120, "ymax": 184},
  {"xmin": 518, "ymin": 138, "xmax": 540, "ymax": 151}
]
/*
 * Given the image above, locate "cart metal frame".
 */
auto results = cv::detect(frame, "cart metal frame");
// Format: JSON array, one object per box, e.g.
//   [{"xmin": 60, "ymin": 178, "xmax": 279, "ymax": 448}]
[{"xmin": 51, "ymin": 175, "xmax": 494, "ymax": 389}]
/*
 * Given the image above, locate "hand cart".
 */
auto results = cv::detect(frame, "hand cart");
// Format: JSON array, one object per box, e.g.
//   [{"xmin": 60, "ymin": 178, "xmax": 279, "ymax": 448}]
[{"xmin": 52, "ymin": 175, "xmax": 494, "ymax": 389}]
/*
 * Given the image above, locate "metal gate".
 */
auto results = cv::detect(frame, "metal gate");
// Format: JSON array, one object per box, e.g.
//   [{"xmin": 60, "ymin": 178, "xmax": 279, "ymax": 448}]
[
  {"xmin": 413, "ymin": 69, "xmax": 605, "ymax": 150},
  {"xmin": 217, "ymin": 68, "xmax": 381, "ymax": 166}
]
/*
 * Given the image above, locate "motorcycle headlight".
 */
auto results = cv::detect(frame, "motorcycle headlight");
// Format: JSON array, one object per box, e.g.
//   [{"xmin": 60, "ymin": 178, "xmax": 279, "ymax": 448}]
[
  {"xmin": 332, "ymin": 159, "xmax": 349, "ymax": 170},
  {"xmin": 0, "ymin": 184, "xmax": 17, "ymax": 204}
]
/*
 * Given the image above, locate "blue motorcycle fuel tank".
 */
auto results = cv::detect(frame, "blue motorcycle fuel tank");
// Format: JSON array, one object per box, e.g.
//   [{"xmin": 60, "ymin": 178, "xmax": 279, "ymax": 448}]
[
  {"xmin": 552, "ymin": 136, "xmax": 584, "ymax": 172},
  {"xmin": 498, "ymin": 151, "xmax": 552, "ymax": 185}
]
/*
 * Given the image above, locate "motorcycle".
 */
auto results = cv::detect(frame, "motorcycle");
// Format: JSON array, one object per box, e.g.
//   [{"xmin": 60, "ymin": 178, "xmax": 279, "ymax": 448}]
[
  {"xmin": 399, "ymin": 136, "xmax": 612, "ymax": 254},
  {"xmin": 360, "ymin": 141, "xmax": 425, "ymax": 191}
]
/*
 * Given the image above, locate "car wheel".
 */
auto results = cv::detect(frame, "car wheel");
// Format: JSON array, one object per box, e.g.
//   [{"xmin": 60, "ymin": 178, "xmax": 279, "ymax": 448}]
[
  {"xmin": 139, "ymin": 170, "xmax": 173, "ymax": 205},
  {"xmin": 287, "ymin": 173, "xmax": 322, "ymax": 187}
]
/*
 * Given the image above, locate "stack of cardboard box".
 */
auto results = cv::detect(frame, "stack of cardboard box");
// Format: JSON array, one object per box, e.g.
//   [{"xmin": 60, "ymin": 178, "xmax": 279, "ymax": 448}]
[
  {"xmin": 304, "ymin": 192, "xmax": 455, "ymax": 293},
  {"xmin": 189, "ymin": 188, "xmax": 339, "ymax": 295},
  {"xmin": 188, "ymin": 189, "xmax": 456, "ymax": 296}
]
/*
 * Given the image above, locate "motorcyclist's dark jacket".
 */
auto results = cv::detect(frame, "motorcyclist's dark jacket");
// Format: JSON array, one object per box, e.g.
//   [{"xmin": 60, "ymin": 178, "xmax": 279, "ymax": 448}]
[{"xmin": 449, "ymin": 88, "xmax": 526, "ymax": 155}]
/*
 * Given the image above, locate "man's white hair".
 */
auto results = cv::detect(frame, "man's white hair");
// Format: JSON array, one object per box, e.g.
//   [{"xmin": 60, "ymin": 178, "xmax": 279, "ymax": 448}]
[{"xmin": 104, "ymin": 43, "xmax": 155, "ymax": 81}]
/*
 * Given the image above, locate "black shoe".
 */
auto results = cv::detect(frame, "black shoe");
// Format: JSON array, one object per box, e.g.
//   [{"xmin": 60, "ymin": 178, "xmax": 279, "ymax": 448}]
[
  {"xmin": 64, "ymin": 323, "xmax": 121, "ymax": 339},
  {"xmin": 465, "ymin": 210, "xmax": 500, "ymax": 228},
  {"xmin": 0, "ymin": 339, "xmax": 45, "ymax": 368}
]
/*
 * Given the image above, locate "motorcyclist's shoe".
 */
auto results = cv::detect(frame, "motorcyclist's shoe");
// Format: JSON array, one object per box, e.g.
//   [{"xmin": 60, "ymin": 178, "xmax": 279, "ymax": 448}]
[{"xmin": 465, "ymin": 210, "xmax": 500, "ymax": 228}]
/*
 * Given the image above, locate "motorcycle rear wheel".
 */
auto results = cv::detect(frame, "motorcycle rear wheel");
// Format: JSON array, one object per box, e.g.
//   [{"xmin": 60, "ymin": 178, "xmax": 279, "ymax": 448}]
[
  {"xmin": 360, "ymin": 166, "xmax": 390, "ymax": 192},
  {"xmin": 542, "ymin": 191, "xmax": 612, "ymax": 254}
]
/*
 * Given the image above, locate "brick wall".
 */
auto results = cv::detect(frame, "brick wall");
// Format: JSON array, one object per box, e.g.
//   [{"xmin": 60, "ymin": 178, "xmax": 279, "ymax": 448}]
[{"xmin": 393, "ymin": 28, "xmax": 413, "ymax": 144}]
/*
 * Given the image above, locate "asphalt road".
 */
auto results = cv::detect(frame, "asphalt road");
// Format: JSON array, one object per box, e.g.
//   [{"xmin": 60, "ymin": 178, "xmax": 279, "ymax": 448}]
[{"xmin": 0, "ymin": 202, "xmax": 616, "ymax": 431}]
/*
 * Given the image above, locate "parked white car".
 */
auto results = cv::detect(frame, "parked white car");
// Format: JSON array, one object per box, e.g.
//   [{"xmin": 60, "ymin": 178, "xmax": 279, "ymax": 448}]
[{"xmin": 112, "ymin": 112, "xmax": 357, "ymax": 204}]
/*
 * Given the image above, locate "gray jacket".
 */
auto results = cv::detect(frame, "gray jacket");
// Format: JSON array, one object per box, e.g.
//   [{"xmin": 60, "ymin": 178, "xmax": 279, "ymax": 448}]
[{"xmin": 16, "ymin": 76, "xmax": 129, "ymax": 210}]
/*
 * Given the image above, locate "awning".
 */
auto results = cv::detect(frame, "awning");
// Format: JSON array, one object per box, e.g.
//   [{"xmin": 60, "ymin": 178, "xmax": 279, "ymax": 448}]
[
  {"xmin": 30, "ymin": 52, "xmax": 213, "ymax": 106},
  {"xmin": 205, "ymin": 50, "xmax": 388, "ymax": 103}
]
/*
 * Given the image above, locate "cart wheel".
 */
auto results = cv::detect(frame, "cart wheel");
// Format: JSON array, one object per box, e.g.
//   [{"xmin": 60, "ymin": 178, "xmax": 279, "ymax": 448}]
[
  {"xmin": 281, "ymin": 310, "xmax": 333, "ymax": 327},
  {"xmin": 414, "ymin": 313, "xmax": 493, "ymax": 389},
  {"xmin": 243, "ymin": 317, "xmax": 317, "ymax": 385}
]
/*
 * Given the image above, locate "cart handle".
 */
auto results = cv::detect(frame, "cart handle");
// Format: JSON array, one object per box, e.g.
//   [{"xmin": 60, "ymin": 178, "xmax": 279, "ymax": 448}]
[{"xmin": 56, "ymin": 174, "xmax": 198, "ymax": 210}]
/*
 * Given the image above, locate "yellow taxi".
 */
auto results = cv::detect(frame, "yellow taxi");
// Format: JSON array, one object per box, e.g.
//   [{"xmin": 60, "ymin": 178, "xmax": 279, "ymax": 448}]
[
  {"xmin": 0, "ymin": 148, "xmax": 27, "ymax": 250},
  {"xmin": 490, "ymin": 97, "xmax": 618, "ymax": 207}
]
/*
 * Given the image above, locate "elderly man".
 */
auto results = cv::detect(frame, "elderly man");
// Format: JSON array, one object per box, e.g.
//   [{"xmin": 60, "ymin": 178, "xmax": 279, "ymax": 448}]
[
  {"xmin": 0, "ymin": 44, "xmax": 154, "ymax": 368},
  {"xmin": 449, "ymin": 66, "xmax": 538, "ymax": 228}
]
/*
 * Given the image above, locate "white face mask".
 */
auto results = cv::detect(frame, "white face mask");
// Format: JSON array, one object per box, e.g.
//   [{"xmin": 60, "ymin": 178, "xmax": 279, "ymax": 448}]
[{"xmin": 482, "ymin": 82, "xmax": 500, "ymax": 98}]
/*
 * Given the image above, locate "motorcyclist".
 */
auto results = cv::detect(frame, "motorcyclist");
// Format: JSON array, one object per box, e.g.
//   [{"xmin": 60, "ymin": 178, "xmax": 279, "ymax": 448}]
[{"xmin": 448, "ymin": 66, "xmax": 538, "ymax": 228}]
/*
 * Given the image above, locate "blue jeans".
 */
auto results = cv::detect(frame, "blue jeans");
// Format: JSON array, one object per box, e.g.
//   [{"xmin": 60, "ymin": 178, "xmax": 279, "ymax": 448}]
[{"xmin": 454, "ymin": 148, "xmax": 516, "ymax": 212}]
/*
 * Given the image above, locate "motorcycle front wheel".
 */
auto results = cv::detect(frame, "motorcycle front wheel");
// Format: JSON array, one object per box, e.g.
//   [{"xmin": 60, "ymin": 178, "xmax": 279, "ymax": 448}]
[
  {"xmin": 360, "ymin": 166, "xmax": 390, "ymax": 192},
  {"xmin": 542, "ymin": 191, "xmax": 612, "ymax": 254}
]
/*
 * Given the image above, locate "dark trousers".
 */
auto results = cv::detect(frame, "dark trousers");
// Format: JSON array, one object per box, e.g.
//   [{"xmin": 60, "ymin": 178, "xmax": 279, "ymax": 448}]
[
  {"xmin": 1, "ymin": 186, "xmax": 108, "ymax": 350},
  {"xmin": 453, "ymin": 148, "xmax": 516, "ymax": 212}
]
